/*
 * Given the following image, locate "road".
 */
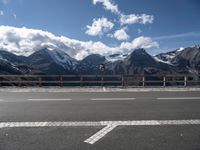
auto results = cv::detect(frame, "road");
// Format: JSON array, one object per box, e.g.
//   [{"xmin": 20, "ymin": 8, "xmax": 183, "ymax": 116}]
[{"xmin": 0, "ymin": 90, "xmax": 200, "ymax": 150}]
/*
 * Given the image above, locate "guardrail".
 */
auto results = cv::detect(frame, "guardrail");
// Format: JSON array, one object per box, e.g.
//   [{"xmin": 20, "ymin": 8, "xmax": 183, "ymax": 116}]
[{"xmin": 0, "ymin": 74, "xmax": 199, "ymax": 87}]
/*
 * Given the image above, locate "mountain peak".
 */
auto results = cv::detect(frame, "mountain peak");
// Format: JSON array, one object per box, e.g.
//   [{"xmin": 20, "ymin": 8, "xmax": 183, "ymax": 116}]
[
  {"xmin": 82, "ymin": 54, "xmax": 106, "ymax": 64},
  {"xmin": 125, "ymin": 48, "xmax": 157, "ymax": 68},
  {"xmin": 128, "ymin": 48, "xmax": 152, "ymax": 60},
  {"xmin": 132, "ymin": 48, "xmax": 147, "ymax": 54}
]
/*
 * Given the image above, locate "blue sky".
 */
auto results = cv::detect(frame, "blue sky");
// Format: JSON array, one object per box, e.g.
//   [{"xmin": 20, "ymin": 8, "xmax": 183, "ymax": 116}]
[{"xmin": 0, "ymin": 0, "xmax": 200, "ymax": 56}]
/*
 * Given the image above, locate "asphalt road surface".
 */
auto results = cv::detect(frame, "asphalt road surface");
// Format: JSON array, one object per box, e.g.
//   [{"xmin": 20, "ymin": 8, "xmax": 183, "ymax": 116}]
[{"xmin": 0, "ymin": 90, "xmax": 200, "ymax": 150}]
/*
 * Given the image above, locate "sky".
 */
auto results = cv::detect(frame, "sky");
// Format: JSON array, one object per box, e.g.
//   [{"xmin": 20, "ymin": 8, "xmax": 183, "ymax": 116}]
[{"xmin": 0, "ymin": 0, "xmax": 200, "ymax": 59}]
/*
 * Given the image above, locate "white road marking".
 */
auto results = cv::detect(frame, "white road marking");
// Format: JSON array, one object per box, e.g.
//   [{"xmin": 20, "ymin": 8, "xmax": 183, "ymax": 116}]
[
  {"xmin": 0, "ymin": 120, "xmax": 200, "ymax": 144},
  {"xmin": 91, "ymin": 98, "xmax": 136, "ymax": 101},
  {"xmin": 84, "ymin": 125, "xmax": 117, "ymax": 144},
  {"xmin": 157, "ymin": 97, "xmax": 200, "ymax": 100},
  {"xmin": 0, "ymin": 99, "xmax": 4, "ymax": 102},
  {"xmin": 28, "ymin": 99, "xmax": 72, "ymax": 101}
]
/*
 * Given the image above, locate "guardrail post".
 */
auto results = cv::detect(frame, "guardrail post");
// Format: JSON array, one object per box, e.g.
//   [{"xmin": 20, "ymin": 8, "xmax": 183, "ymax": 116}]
[
  {"xmin": 80, "ymin": 76, "xmax": 83, "ymax": 87},
  {"xmin": 163, "ymin": 76, "xmax": 166, "ymax": 87},
  {"xmin": 121, "ymin": 75, "xmax": 124, "ymax": 87},
  {"xmin": 184, "ymin": 76, "xmax": 187, "ymax": 87},
  {"xmin": 101, "ymin": 75, "xmax": 104, "ymax": 86},
  {"xmin": 142, "ymin": 76, "xmax": 145, "ymax": 87},
  {"xmin": 60, "ymin": 76, "xmax": 63, "ymax": 87},
  {"xmin": 18, "ymin": 77, "xmax": 21, "ymax": 87},
  {"xmin": 39, "ymin": 77, "xmax": 42, "ymax": 87}
]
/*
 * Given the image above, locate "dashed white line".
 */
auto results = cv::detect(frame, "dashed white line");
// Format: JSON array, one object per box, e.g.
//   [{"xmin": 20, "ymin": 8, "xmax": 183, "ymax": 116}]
[
  {"xmin": 91, "ymin": 98, "xmax": 136, "ymax": 101},
  {"xmin": 28, "ymin": 99, "xmax": 72, "ymax": 101},
  {"xmin": 157, "ymin": 97, "xmax": 200, "ymax": 100},
  {"xmin": 0, "ymin": 120, "xmax": 200, "ymax": 144}
]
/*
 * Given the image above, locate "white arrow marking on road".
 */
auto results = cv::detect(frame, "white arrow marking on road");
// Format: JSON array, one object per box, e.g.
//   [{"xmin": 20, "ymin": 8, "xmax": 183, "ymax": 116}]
[{"xmin": 0, "ymin": 120, "xmax": 200, "ymax": 144}]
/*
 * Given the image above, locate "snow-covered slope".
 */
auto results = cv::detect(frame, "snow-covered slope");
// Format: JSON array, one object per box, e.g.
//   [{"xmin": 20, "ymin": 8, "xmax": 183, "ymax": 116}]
[
  {"xmin": 154, "ymin": 47, "xmax": 185, "ymax": 64},
  {"xmin": 46, "ymin": 49, "xmax": 78, "ymax": 70},
  {"xmin": 107, "ymin": 53, "xmax": 128, "ymax": 62}
]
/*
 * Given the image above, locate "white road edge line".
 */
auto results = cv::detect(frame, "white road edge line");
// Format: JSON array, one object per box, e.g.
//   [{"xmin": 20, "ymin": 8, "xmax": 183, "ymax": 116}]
[
  {"xmin": 0, "ymin": 120, "xmax": 200, "ymax": 144},
  {"xmin": 91, "ymin": 98, "xmax": 136, "ymax": 101},
  {"xmin": 157, "ymin": 97, "xmax": 200, "ymax": 100},
  {"xmin": 28, "ymin": 99, "xmax": 72, "ymax": 101}
]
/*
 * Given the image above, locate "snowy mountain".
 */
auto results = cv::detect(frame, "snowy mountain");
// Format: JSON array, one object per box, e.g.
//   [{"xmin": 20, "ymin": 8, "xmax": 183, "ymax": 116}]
[
  {"xmin": 0, "ymin": 50, "xmax": 32, "ymax": 74},
  {"xmin": 171, "ymin": 46, "xmax": 200, "ymax": 73},
  {"xmin": 0, "ymin": 46, "xmax": 199, "ymax": 75},
  {"xmin": 155, "ymin": 45, "xmax": 200, "ymax": 74},
  {"xmin": 106, "ymin": 48, "xmax": 175, "ymax": 75},
  {"xmin": 77, "ymin": 54, "xmax": 106, "ymax": 74},
  {"xmin": 154, "ymin": 48, "xmax": 184, "ymax": 64},
  {"xmin": 27, "ymin": 48, "xmax": 78, "ymax": 74}
]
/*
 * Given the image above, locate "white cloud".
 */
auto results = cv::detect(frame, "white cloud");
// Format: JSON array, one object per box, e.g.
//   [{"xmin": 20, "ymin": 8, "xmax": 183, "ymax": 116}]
[
  {"xmin": 120, "ymin": 36, "xmax": 159, "ymax": 50},
  {"xmin": 93, "ymin": 0, "xmax": 120, "ymax": 14},
  {"xmin": 86, "ymin": 17, "xmax": 114, "ymax": 36},
  {"xmin": 0, "ymin": 10, "xmax": 4, "ymax": 16},
  {"xmin": 0, "ymin": 26, "xmax": 158, "ymax": 60},
  {"xmin": 92, "ymin": 0, "xmax": 154, "ymax": 26},
  {"xmin": 153, "ymin": 32, "xmax": 200, "ymax": 40},
  {"xmin": 113, "ymin": 28, "xmax": 129, "ymax": 41},
  {"xmin": 120, "ymin": 14, "xmax": 154, "ymax": 25}
]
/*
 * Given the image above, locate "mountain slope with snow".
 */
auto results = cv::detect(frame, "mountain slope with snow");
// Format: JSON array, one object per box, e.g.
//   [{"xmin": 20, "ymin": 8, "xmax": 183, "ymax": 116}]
[
  {"xmin": 0, "ymin": 45, "xmax": 199, "ymax": 75},
  {"xmin": 27, "ymin": 48, "xmax": 77, "ymax": 74},
  {"xmin": 154, "ymin": 48, "xmax": 184, "ymax": 64}
]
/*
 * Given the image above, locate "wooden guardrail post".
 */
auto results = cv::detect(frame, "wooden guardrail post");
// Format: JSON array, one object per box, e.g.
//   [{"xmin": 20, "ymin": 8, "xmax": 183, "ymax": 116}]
[
  {"xmin": 39, "ymin": 77, "xmax": 42, "ymax": 87},
  {"xmin": 60, "ymin": 76, "xmax": 63, "ymax": 87},
  {"xmin": 101, "ymin": 75, "xmax": 104, "ymax": 86},
  {"xmin": 18, "ymin": 77, "xmax": 21, "ymax": 87},
  {"xmin": 142, "ymin": 76, "xmax": 145, "ymax": 87},
  {"xmin": 121, "ymin": 75, "xmax": 124, "ymax": 87},
  {"xmin": 184, "ymin": 76, "xmax": 187, "ymax": 87},
  {"xmin": 80, "ymin": 76, "xmax": 83, "ymax": 87},
  {"xmin": 163, "ymin": 76, "xmax": 166, "ymax": 87}
]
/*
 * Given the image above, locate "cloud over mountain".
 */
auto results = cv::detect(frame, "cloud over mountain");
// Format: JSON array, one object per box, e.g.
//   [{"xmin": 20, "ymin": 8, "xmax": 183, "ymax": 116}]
[
  {"xmin": 86, "ymin": 17, "xmax": 114, "ymax": 36},
  {"xmin": 0, "ymin": 26, "xmax": 158, "ymax": 60},
  {"xmin": 113, "ymin": 28, "xmax": 129, "ymax": 41}
]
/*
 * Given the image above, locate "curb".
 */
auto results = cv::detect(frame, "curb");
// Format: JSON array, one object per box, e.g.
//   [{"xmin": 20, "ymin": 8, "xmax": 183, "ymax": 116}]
[{"xmin": 0, "ymin": 87, "xmax": 200, "ymax": 92}]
